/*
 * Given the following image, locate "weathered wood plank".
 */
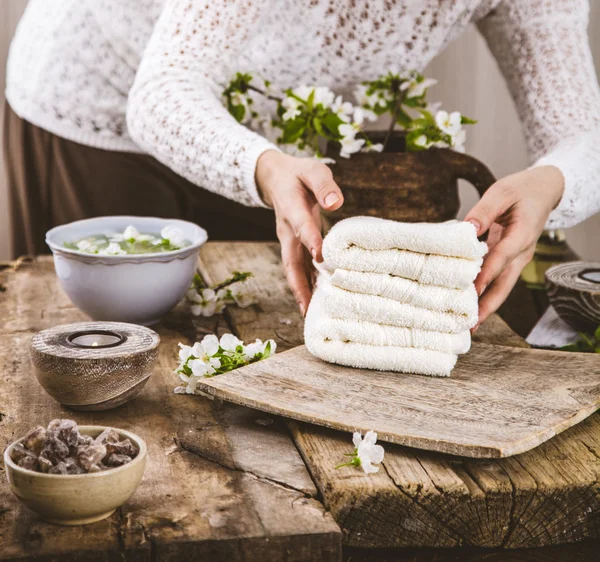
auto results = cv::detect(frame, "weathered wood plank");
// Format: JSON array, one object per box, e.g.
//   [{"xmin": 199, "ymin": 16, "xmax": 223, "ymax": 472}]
[
  {"xmin": 195, "ymin": 343, "xmax": 600, "ymax": 458},
  {"xmin": 199, "ymin": 241, "xmax": 600, "ymax": 550},
  {"xmin": 0, "ymin": 256, "xmax": 341, "ymax": 561}
]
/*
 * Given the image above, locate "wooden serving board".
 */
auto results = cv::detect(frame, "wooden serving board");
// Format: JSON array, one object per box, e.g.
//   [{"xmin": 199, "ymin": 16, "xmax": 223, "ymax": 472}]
[{"xmin": 197, "ymin": 342, "xmax": 600, "ymax": 458}]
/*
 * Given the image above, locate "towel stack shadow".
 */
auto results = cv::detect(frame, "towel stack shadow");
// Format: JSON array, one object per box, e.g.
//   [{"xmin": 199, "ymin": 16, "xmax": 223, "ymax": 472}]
[{"xmin": 304, "ymin": 216, "xmax": 488, "ymax": 377}]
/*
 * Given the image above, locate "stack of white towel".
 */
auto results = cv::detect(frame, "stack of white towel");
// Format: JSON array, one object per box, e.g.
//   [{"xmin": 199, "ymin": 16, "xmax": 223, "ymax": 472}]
[{"xmin": 304, "ymin": 216, "xmax": 488, "ymax": 377}]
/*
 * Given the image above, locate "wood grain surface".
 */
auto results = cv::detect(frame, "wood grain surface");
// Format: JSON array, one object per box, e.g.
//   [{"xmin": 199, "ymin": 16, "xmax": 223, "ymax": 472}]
[
  {"xmin": 0, "ymin": 256, "xmax": 340, "ymax": 561},
  {"xmin": 199, "ymin": 242, "xmax": 600, "ymax": 550},
  {"xmin": 195, "ymin": 342, "xmax": 600, "ymax": 458}
]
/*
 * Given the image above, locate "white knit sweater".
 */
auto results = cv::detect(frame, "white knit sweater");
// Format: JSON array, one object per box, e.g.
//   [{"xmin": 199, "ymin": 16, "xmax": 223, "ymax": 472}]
[{"xmin": 6, "ymin": 0, "xmax": 600, "ymax": 228}]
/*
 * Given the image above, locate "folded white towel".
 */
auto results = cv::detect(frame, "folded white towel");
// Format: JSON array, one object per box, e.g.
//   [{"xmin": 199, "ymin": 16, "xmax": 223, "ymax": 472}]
[
  {"xmin": 323, "ymin": 216, "xmax": 488, "ymax": 259},
  {"xmin": 322, "ymin": 217, "xmax": 487, "ymax": 289},
  {"xmin": 330, "ymin": 269, "xmax": 478, "ymax": 318},
  {"xmin": 305, "ymin": 288, "xmax": 471, "ymax": 354},
  {"xmin": 319, "ymin": 277, "xmax": 476, "ymax": 333}
]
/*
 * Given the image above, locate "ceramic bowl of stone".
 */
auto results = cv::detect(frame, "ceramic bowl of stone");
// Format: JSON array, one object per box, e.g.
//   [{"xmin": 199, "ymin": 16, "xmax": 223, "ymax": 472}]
[
  {"xmin": 4, "ymin": 426, "xmax": 147, "ymax": 526},
  {"xmin": 46, "ymin": 216, "xmax": 208, "ymax": 325}
]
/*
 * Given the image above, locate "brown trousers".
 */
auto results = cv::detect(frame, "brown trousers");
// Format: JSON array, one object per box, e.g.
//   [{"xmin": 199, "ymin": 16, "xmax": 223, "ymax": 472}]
[{"xmin": 3, "ymin": 103, "xmax": 276, "ymax": 258}]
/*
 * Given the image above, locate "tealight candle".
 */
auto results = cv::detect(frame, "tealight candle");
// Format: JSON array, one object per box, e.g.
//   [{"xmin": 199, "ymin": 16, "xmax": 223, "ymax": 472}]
[
  {"xmin": 30, "ymin": 321, "xmax": 160, "ymax": 411},
  {"xmin": 67, "ymin": 330, "xmax": 125, "ymax": 349}
]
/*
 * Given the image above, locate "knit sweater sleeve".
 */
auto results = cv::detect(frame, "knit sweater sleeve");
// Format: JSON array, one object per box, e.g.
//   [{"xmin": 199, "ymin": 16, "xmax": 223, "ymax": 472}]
[
  {"xmin": 126, "ymin": 0, "xmax": 276, "ymax": 207},
  {"xmin": 477, "ymin": 0, "xmax": 600, "ymax": 229}
]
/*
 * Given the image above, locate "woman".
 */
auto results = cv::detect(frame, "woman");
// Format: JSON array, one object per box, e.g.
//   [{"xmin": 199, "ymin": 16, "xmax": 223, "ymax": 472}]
[{"xmin": 5, "ymin": 0, "xmax": 599, "ymax": 329}]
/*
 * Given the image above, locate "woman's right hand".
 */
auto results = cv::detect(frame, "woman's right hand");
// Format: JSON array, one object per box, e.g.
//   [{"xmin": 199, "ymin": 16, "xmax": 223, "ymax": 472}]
[{"xmin": 255, "ymin": 150, "xmax": 344, "ymax": 316}]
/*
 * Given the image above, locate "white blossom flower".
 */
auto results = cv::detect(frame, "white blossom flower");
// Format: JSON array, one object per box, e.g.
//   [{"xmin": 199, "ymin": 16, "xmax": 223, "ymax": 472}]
[
  {"xmin": 316, "ymin": 155, "xmax": 336, "ymax": 165},
  {"xmin": 281, "ymin": 96, "xmax": 301, "ymax": 121},
  {"xmin": 77, "ymin": 239, "xmax": 96, "ymax": 252},
  {"xmin": 174, "ymin": 386, "xmax": 187, "ymax": 394},
  {"xmin": 292, "ymin": 85, "xmax": 314, "ymax": 100},
  {"xmin": 220, "ymin": 333, "xmax": 243, "ymax": 352},
  {"xmin": 190, "ymin": 288, "xmax": 218, "ymax": 317},
  {"xmin": 338, "ymin": 123, "xmax": 358, "ymax": 139},
  {"xmin": 199, "ymin": 334, "xmax": 220, "ymax": 357},
  {"xmin": 98, "ymin": 242, "xmax": 126, "ymax": 256},
  {"xmin": 363, "ymin": 143, "xmax": 384, "ymax": 153},
  {"xmin": 332, "ymin": 96, "xmax": 353, "ymax": 122},
  {"xmin": 244, "ymin": 338, "xmax": 277, "ymax": 360},
  {"xmin": 313, "ymin": 86, "xmax": 335, "ymax": 108},
  {"xmin": 414, "ymin": 135, "xmax": 431, "ymax": 149},
  {"xmin": 452, "ymin": 128, "xmax": 466, "ymax": 153},
  {"xmin": 353, "ymin": 430, "xmax": 385, "ymax": 474},
  {"xmin": 178, "ymin": 342, "xmax": 193, "ymax": 363},
  {"xmin": 402, "ymin": 77, "xmax": 437, "ymax": 99},
  {"xmin": 123, "ymin": 225, "xmax": 140, "ymax": 240},
  {"xmin": 340, "ymin": 135, "xmax": 365, "ymax": 158},
  {"xmin": 161, "ymin": 225, "xmax": 186, "ymax": 248},
  {"xmin": 228, "ymin": 284, "xmax": 258, "ymax": 308},
  {"xmin": 435, "ymin": 110, "xmax": 462, "ymax": 136},
  {"xmin": 189, "ymin": 358, "xmax": 219, "ymax": 377}
]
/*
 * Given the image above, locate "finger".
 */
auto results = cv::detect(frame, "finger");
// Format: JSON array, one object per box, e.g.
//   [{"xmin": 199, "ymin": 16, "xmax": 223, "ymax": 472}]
[
  {"xmin": 298, "ymin": 162, "xmax": 344, "ymax": 211},
  {"xmin": 279, "ymin": 193, "xmax": 324, "ymax": 262},
  {"xmin": 464, "ymin": 182, "xmax": 516, "ymax": 236},
  {"xmin": 278, "ymin": 221, "xmax": 312, "ymax": 315},
  {"xmin": 474, "ymin": 223, "xmax": 533, "ymax": 296},
  {"xmin": 474, "ymin": 253, "xmax": 530, "ymax": 330}
]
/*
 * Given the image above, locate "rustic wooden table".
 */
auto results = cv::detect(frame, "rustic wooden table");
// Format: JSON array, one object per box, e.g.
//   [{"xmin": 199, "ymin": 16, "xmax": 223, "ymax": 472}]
[{"xmin": 1, "ymin": 242, "xmax": 599, "ymax": 562}]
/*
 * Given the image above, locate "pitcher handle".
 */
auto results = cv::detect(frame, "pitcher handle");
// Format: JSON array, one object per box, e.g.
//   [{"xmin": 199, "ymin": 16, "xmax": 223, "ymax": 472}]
[{"xmin": 440, "ymin": 150, "xmax": 497, "ymax": 198}]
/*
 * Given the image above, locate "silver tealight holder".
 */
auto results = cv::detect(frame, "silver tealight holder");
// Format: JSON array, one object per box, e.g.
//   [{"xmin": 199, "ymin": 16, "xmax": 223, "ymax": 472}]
[{"xmin": 30, "ymin": 321, "xmax": 160, "ymax": 411}]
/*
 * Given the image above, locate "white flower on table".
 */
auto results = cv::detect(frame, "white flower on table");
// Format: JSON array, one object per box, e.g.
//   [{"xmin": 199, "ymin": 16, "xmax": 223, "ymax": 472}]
[
  {"xmin": 227, "ymin": 284, "xmax": 258, "ymax": 308},
  {"xmin": 219, "ymin": 333, "xmax": 243, "ymax": 353},
  {"xmin": 187, "ymin": 288, "xmax": 220, "ymax": 317},
  {"xmin": 336, "ymin": 430, "xmax": 385, "ymax": 474},
  {"xmin": 243, "ymin": 338, "xmax": 277, "ymax": 360},
  {"xmin": 160, "ymin": 225, "xmax": 186, "ymax": 248},
  {"xmin": 98, "ymin": 242, "xmax": 126, "ymax": 256}
]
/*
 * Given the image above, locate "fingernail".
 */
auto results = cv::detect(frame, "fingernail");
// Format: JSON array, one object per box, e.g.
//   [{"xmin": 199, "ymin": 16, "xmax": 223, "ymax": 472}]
[
  {"xmin": 324, "ymin": 193, "xmax": 339, "ymax": 207},
  {"xmin": 299, "ymin": 302, "xmax": 306, "ymax": 317},
  {"xmin": 467, "ymin": 219, "xmax": 481, "ymax": 235},
  {"xmin": 478, "ymin": 284, "xmax": 487, "ymax": 296},
  {"xmin": 472, "ymin": 323, "xmax": 480, "ymax": 333},
  {"xmin": 311, "ymin": 248, "xmax": 317, "ymax": 260}
]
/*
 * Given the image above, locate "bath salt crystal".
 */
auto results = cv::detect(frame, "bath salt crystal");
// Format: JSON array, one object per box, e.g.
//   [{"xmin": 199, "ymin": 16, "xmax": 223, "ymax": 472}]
[
  {"xmin": 40, "ymin": 437, "xmax": 70, "ymax": 464},
  {"xmin": 22, "ymin": 426, "xmax": 47, "ymax": 455},
  {"xmin": 95, "ymin": 428, "xmax": 120, "ymax": 445},
  {"xmin": 38, "ymin": 456, "xmax": 53, "ymax": 473},
  {"xmin": 10, "ymin": 442, "xmax": 37, "ymax": 463},
  {"xmin": 88, "ymin": 462, "xmax": 109, "ymax": 473},
  {"xmin": 49, "ymin": 459, "xmax": 85, "ymax": 475},
  {"xmin": 47, "ymin": 419, "xmax": 80, "ymax": 447},
  {"xmin": 17, "ymin": 455, "xmax": 40, "ymax": 471},
  {"xmin": 77, "ymin": 442, "xmax": 107, "ymax": 471},
  {"xmin": 105, "ymin": 453, "xmax": 132, "ymax": 467},
  {"xmin": 106, "ymin": 438, "xmax": 137, "ymax": 457}
]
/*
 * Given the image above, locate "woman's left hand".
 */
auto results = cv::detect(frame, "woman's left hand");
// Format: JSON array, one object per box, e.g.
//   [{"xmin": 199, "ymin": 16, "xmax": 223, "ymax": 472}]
[{"xmin": 464, "ymin": 165, "xmax": 565, "ymax": 331}]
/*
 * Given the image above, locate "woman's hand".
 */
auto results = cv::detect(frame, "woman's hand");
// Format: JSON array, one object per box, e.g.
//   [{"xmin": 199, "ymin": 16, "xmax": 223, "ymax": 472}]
[
  {"xmin": 465, "ymin": 165, "xmax": 565, "ymax": 330},
  {"xmin": 256, "ymin": 150, "xmax": 344, "ymax": 315}
]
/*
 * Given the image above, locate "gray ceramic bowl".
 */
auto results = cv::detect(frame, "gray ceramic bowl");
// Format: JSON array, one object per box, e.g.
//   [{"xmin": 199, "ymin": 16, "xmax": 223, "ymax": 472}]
[
  {"xmin": 46, "ymin": 216, "xmax": 207, "ymax": 325},
  {"xmin": 4, "ymin": 426, "xmax": 147, "ymax": 526}
]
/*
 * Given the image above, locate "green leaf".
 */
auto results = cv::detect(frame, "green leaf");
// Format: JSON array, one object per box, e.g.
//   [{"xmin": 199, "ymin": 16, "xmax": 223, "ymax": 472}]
[
  {"xmin": 313, "ymin": 116, "xmax": 325, "ymax": 137},
  {"xmin": 280, "ymin": 118, "xmax": 306, "ymax": 144},
  {"xmin": 560, "ymin": 343, "xmax": 581, "ymax": 352},
  {"xmin": 229, "ymin": 103, "xmax": 245, "ymax": 123},
  {"xmin": 594, "ymin": 325, "xmax": 600, "ymax": 341},
  {"xmin": 461, "ymin": 115, "xmax": 477, "ymax": 125},
  {"xmin": 578, "ymin": 332, "xmax": 595, "ymax": 351},
  {"xmin": 395, "ymin": 108, "xmax": 413, "ymax": 129},
  {"xmin": 306, "ymin": 89, "xmax": 315, "ymax": 112},
  {"xmin": 321, "ymin": 112, "xmax": 345, "ymax": 137}
]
